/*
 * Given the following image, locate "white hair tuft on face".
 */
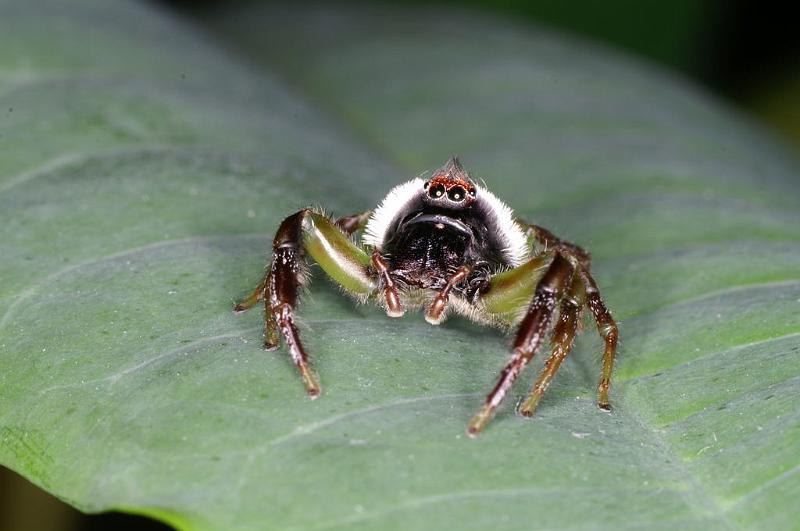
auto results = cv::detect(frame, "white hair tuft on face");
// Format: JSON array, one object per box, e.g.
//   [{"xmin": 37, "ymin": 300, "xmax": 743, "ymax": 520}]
[
  {"xmin": 363, "ymin": 178, "xmax": 425, "ymax": 249},
  {"xmin": 475, "ymin": 185, "xmax": 529, "ymax": 266}
]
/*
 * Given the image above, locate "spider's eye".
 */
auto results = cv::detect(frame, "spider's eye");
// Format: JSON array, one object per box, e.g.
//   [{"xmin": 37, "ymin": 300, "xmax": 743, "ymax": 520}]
[
  {"xmin": 447, "ymin": 186, "xmax": 466, "ymax": 202},
  {"xmin": 428, "ymin": 184, "xmax": 445, "ymax": 199}
]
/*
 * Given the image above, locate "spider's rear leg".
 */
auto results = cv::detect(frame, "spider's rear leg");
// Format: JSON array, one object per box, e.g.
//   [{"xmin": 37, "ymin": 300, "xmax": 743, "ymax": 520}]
[
  {"xmin": 517, "ymin": 274, "xmax": 585, "ymax": 417},
  {"xmin": 579, "ymin": 270, "xmax": 618, "ymax": 411},
  {"xmin": 468, "ymin": 254, "xmax": 575, "ymax": 437},
  {"xmin": 235, "ymin": 208, "xmax": 376, "ymax": 398}
]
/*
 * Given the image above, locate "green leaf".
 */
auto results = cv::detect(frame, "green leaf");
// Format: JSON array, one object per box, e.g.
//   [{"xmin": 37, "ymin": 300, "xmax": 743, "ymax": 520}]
[{"xmin": 2, "ymin": 2, "xmax": 799, "ymax": 530}]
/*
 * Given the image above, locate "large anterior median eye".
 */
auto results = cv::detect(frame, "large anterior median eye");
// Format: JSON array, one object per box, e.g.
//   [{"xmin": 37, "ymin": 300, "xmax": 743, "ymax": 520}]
[
  {"xmin": 428, "ymin": 184, "xmax": 445, "ymax": 199},
  {"xmin": 447, "ymin": 186, "xmax": 466, "ymax": 202}
]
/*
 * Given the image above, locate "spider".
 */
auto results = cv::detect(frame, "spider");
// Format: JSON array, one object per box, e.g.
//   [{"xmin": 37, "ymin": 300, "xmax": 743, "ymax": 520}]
[{"xmin": 234, "ymin": 158, "xmax": 618, "ymax": 436}]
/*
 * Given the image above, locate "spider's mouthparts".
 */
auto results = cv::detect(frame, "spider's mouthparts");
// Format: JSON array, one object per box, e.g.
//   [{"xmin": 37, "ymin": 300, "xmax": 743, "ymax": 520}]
[{"xmin": 405, "ymin": 214, "xmax": 471, "ymax": 235}]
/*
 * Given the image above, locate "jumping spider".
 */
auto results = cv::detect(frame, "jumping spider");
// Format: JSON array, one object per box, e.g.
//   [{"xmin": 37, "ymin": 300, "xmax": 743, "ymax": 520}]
[{"xmin": 235, "ymin": 158, "xmax": 618, "ymax": 436}]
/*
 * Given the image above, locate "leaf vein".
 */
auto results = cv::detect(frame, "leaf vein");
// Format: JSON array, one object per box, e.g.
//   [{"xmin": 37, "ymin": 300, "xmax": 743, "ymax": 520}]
[{"xmin": 36, "ymin": 328, "xmax": 261, "ymax": 395}]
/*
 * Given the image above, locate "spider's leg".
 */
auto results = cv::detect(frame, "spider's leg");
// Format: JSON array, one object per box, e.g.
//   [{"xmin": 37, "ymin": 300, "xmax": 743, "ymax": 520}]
[
  {"xmin": 425, "ymin": 266, "xmax": 471, "ymax": 325},
  {"xmin": 468, "ymin": 254, "xmax": 575, "ymax": 437},
  {"xmin": 519, "ymin": 219, "xmax": 619, "ymax": 412},
  {"xmin": 518, "ymin": 221, "xmax": 591, "ymax": 266},
  {"xmin": 268, "ymin": 212, "xmax": 319, "ymax": 397},
  {"xmin": 371, "ymin": 251, "xmax": 404, "ymax": 317},
  {"xmin": 264, "ymin": 286, "xmax": 281, "ymax": 350},
  {"xmin": 518, "ymin": 274, "xmax": 585, "ymax": 417},
  {"xmin": 234, "ymin": 270, "xmax": 280, "ymax": 350},
  {"xmin": 334, "ymin": 210, "xmax": 372, "ymax": 235},
  {"xmin": 236, "ymin": 208, "xmax": 376, "ymax": 398},
  {"xmin": 234, "ymin": 272, "xmax": 269, "ymax": 314},
  {"xmin": 579, "ymin": 269, "xmax": 619, "ymax": 411}
]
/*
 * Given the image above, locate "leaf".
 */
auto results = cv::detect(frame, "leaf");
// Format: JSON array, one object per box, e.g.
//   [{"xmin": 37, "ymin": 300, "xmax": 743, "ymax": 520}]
[{"xmin": 2, "ymin": 2, "xmax": 799, "ymax": 530}]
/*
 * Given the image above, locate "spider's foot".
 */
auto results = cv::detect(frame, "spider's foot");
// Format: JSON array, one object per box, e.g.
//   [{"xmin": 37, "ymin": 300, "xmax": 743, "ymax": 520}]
[
  {"xmin": 466, "ymin": 404, "xmax": 496, "ymax": 438},
  {"xmin": 597, "ymin": 377, "xmax": 612, "ymax": 411},
  {"xmin": 233, "ymin": 289, "xmax": 263, "ymax": 313},
  {"xmin": 263, "ymin": 329, "xmax": 280, "ymax": 351},
  {"xmin": 298, "ymin": 363, "xmax": 321, "ymax": 399},
  {"xmin": 517, "ymin": 394, "xmax": 542, "ymax": 418}
]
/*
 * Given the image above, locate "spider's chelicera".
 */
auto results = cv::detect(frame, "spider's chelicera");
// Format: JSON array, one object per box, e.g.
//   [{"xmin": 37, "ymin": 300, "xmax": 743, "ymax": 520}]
[{"xmin": 235, "ymin": 158, "xmax": 618, "ymax": 436}]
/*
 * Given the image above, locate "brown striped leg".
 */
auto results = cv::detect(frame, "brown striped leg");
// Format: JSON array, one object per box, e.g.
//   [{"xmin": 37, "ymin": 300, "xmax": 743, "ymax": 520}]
[
  {"xmin": 262, "ymin": 276, "xmax": 280, "ymax": 351},
  {"xmin": 234, "ymin": 273, "xmax": 269, "ymax": 314},
  {"xmin": 234, "ymin": 271, "xmax": 280, "ymax": 350},
  {"xmin": 371, "ymin": 251, "xmax": 404, "ymax": 317},
  {"xmin": 467, "ymin": 255, "xmax": 575, "ymax": 437},
  {"xmin": 517, "ymin": 275, "xmax": 585, "ymax": 417},
  {"xmin": 519, "ymin": 219, "xmax": 618, "ymax": 411},
  {"xmin": 235, "ymin": 208, "xmax": 376, "ymax": 399},
  {"xmin": 425, "ymin": 266, "xmax": 471, "ymax": 325},
  {"xmin": 579, "ymin": 269, "xmax": 619, "ymax": 411},
  {"xmin": 519, "ymin": 221, "xmax": 591, "ymax": 267},
  {"xmin": 334, "ymin": 210, "xmax": 372, "ymax": 235},
  {"xmin": 267, "ymin": 211, "xmax": 321, "ymax": 398}
]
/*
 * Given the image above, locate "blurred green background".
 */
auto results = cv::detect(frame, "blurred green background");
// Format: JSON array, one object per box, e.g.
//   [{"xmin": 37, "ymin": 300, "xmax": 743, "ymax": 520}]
[{"xmin": 1, "ymin": 0, "xmax": 798, "ymax": 530}]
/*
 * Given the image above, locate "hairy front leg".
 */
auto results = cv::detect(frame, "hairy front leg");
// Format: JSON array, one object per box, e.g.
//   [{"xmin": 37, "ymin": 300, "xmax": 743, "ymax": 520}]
[{"xmin": 235, "ymin": 208, "xmax": 376, "ymax": 398}]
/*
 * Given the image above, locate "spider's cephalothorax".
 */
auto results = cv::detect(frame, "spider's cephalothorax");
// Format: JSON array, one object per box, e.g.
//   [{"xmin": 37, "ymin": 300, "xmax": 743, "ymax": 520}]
[
  {"xmin": 235, "ymin": 158, "xmax": 618, "ymax": 436},
  {"xmin": 363, "ymin": 158, "xmax": 527, "ymax": 317}
]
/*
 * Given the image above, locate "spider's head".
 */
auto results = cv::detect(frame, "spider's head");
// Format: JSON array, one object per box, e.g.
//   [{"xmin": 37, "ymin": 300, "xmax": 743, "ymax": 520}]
[
  {"xmin": 423, "ymin": 157, "xmax": 477, "ymax": 208},
  {"xmin": 364, "ymin": 157, "xmax": 528, "ymax": 268}
]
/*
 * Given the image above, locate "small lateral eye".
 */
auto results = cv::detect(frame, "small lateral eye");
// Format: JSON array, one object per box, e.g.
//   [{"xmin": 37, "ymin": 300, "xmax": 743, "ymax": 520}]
[
  {"xmin": 423, "ymin": 181, "xmax": 429, "ymax": 189},
  {"xmin": 447, "ymin": 186, "xmax": 466, "ymax": 202},
  {"xmin": 428, "ymin": 184, "xmax": 445, "ymax": 199}
]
